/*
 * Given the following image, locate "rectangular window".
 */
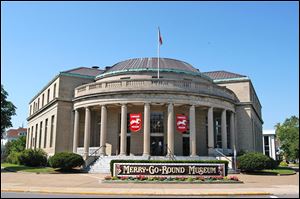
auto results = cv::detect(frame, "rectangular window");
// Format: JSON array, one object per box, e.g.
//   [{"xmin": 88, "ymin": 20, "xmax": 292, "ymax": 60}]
[
  {"xmin": 31, "ymin": 126, "xmax": 34, "ymax": 148},
  {"xmin": 42, "ymin": 94, "xmax": 44, "ymax": 107},
  {"xmin": 38, "ymin": 98, "xmax": 40, "ymax": 110},
  {"xmin": 150, "ymin": 112, "xmax": 164, "ymax": 133},
  {"xmin": 50, "ymin": 115, "xmax": 55, "ymax": 148},
  {"xmin": 120, "ymin": 77, "xmax": 130, "ymax": 80},
  {"xmin": 26, "ymin": 128, "xmax": 30, "ymax": 148},
  {"xmin": 264, "ymin": 136, "xmax": 270, "ymax": 156},
  {"xmin": 214, "ymin": 116, "xmax": 222, "ymax": 148},
  {"xmin": 47, "ymin": 89, "xmax": 50, "ymax": 103},
  {"xmin": 44, "ymin": 119, "xmax": 48, "ymax": 148},
  {"xmin": 39, "ymin": 121, "xmax": 43, "ymax": 148},
  {"xmin": 226, "ymin": 113, "xmax": 230, "ymax": 149},
  {"xmin": 35, "ymin": 124, "xmax": 38, "ymax": 148},
  {"xmin": 30, "ymin": 105, "xmax": 32, "ymax": 115},
  {"xmin": 205, "ymin": 116, "xmax": 208, "ymax": 149},
  {"xmin": 53, "ymin": 83, "xmax": 56, "ymax": 98}
]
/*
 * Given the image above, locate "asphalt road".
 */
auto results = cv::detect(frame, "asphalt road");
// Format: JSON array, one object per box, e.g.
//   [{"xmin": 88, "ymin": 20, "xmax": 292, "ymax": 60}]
[{"xmin": 1, "ymin": 192, "xmax": 299, "ymax": 198}]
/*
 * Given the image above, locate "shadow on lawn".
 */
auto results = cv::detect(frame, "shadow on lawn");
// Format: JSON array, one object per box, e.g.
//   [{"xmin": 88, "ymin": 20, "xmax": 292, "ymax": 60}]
[{"xmin": 1, "ymin": 166, "xmax": 87, "ymax": 174}]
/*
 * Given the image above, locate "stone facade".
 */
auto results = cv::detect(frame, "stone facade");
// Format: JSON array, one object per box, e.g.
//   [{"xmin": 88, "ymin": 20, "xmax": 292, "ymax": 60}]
[{"xmin": 26, "ymin": 58, "xmax": 263, "ymax": 160}]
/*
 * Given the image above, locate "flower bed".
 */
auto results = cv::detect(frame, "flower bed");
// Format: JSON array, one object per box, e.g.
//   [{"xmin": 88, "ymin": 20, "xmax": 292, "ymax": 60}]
[{"xmin": 103, "ymin": 175, "xmax": 242, "ymax": 183}]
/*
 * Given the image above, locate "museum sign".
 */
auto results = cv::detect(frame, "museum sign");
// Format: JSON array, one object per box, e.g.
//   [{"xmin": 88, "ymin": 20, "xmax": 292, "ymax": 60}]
[{"xmin": 113, "ymin": 163, "xmax": 225, "ymax": 177}]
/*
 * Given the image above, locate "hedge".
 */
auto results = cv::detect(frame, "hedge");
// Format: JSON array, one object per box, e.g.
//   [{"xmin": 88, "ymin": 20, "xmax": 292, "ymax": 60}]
[
  {"xmin": 48, "ymin": 152, "xmax": 84, "ymax": 170},
  {"xmin": 237, "ymin": 152, "xmax": 277, "ymax": 172},
  {"xmin": 18, "ymin": 149, "xmax": 47, "ymax": 167},
  {"xmin": 110, "ymin": 159, "xmax": 229, "ymax": 176}
]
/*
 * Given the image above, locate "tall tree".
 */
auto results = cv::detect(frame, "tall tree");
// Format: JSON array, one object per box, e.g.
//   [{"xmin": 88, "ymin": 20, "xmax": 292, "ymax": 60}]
[
  {"xmin": 275, "ymin": 116, "xmax": 299, "ymax": 161},
  {"xmin": 1, "ymin": 84, "xmax": 17, "ymax": 138}
]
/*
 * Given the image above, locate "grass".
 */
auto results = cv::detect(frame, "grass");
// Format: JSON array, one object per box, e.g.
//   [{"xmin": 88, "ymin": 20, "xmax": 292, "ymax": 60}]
[
  {"xmin": 1, "ymin": 163, "xmax": 86, "ymax": 174},
  {"xmin": 245, "ymin": 167, "xmax": 296, "ymax": 175},
  {"xmin": 1, "ymin": 163, "xmax": 58, "ymax": 173}
]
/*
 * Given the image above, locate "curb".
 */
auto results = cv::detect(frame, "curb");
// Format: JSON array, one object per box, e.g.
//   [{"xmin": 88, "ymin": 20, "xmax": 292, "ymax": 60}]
[{"xmin": 1, "ymin": 189, "xmax": 271, "ymax": 196}]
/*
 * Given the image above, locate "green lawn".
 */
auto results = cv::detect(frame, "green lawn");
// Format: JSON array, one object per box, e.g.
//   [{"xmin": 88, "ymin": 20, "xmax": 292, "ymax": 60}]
[
  {"xmin": 1, "ymin": 163, "xmax": 58, "ymax": 173},
  {"xmin": 246, "ymin": 167, "xmax": 296, "ymax": 175}
]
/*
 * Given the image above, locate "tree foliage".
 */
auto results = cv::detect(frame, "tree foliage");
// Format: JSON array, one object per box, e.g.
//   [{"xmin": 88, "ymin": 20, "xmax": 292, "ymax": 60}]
[
  {"xmin": 1, "ymin": 84, "xmax": 17, "ymax": 138},
  {"xmin": 275, "ymin": 116, "xmax": 299, "ymax": 161},
  {"xmin": 3, "ymin": 135, "xmax": 26, "ymax": 161}
]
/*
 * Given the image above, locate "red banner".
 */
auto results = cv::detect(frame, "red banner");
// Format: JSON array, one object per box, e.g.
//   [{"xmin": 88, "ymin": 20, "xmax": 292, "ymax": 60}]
[
  {"xmin": 129, "ymin": 113, "xmax": 142, "ymax": 132},
  {"xmin": 176, "ymin": 114, "xmax": 188, "ymax": 133}
]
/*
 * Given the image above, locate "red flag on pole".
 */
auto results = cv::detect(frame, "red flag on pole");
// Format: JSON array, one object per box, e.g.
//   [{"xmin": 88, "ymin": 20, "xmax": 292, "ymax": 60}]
[{"xmin": 158, "ymin": 27, "xmax": 163, "ymax": 45}]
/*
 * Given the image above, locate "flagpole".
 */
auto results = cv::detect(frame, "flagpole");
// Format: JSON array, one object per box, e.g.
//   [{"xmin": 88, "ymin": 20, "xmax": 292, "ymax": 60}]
[{"xmin": 157, "ymin": 27, "xmax": 160, "ymax": 79}]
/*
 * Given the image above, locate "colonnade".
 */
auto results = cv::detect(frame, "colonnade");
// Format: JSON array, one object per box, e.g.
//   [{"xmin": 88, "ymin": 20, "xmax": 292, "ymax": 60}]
[{"xmin": 72, "ymin": 103, "xmax": 235, "ymax": 160}]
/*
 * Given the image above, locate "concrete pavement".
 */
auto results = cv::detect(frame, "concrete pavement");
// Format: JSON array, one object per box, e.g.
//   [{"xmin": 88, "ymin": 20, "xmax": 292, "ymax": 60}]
[{"xmin": 1, "ymin": 170, "xmax": 299, "ymax": 196}]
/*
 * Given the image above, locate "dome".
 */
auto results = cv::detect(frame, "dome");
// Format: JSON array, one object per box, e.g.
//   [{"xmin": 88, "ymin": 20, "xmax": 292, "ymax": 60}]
[{"xmin": 104, "ymin": 58, "xmax": 199, "ymax": 73}]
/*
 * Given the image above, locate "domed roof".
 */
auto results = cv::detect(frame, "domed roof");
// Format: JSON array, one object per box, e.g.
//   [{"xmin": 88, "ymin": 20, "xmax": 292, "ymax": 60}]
[{"xmin": 105, "ymin": 57, "xmax": 200, "ymax": 74}]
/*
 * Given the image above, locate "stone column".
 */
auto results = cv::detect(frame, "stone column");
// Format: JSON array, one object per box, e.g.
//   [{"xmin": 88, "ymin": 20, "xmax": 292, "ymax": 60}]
[
  {"xmin": 167, "ymin": 103, "xmax": 174, "ymax": 157},
  {"xmin": 120, "ymin": 104, "xmax": 127, "ymax": 156},
  {"xmin": 83, "ymin": 107, "xmax": 91, "ymax": 160},
  {"xmin": 143, "ymin": 103, "xmax": 150, "ymax": 156},
  {"xmin": 207, "ymin": 107, "xmax": 214, "ymax": 155},
  {"xmin": 73, "ymin": 109, "xmax": 80, "ymax": 153},
  {"xmin": 221, "ymin": 109, "xmax": 227, "ymax": 149},
  {"xmin": 189, "ymin": 105, "xmax": 197, "ymax": 156},
  {"xmin": 230, "ymin": 112, "xmax": 235, "ymax": 150},
  {"xmin": 100, "ymin": 105, "xmax": 107, "ymax": 156}
]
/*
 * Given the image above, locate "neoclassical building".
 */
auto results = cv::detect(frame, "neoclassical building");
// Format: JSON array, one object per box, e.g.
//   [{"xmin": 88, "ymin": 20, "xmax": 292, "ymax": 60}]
[{"xmin": 26, "ymin": 57, "xmax": 263, "ymax": 167}]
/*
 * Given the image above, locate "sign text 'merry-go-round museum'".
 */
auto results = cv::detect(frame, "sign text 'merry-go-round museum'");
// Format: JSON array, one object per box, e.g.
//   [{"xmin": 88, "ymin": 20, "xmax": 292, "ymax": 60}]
[{"xmin": 113, "ymin": 163, "xmax": 225, "ymax": 177}]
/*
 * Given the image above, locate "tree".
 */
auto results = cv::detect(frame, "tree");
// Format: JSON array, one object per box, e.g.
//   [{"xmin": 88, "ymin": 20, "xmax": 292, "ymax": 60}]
[
  {"xmin": 275, "ymin": 116, "xmax": 299, "ymax": 162},
  {"xmin": 1, "ymin": 84, "xmax": 17, "ymax": 138},
  {"xmin": 3, "ymin": 135, "xmax": 26, "ymax": 162}
]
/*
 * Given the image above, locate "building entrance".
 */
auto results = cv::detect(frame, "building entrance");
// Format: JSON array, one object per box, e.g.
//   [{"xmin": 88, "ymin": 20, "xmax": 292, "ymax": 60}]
[
  {"xmin": 150, "ymin": 136, "xmax": 164, "ymax": 156},
  {"xmin": 150, "ymin": 112, "xmax": 165, "ymax": 156}
]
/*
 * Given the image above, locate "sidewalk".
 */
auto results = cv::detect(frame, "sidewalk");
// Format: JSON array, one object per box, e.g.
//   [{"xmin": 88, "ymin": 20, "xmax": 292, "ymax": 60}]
[{"xmin": 1, "ymin": 170, "xmax": 299, "ymax": 196}]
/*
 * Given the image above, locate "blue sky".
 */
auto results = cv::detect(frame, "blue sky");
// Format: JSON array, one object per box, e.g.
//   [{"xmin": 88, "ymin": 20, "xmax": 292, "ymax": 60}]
[{"xmin": 1, "ymin": 1, "xmax": 299, "ymax": 130}]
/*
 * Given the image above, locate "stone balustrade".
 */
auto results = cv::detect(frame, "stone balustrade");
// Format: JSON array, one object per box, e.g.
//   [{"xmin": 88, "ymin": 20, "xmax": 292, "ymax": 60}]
[{"xmin": 74, "ymin": 79, "xmax": 236, "ymax": 101}]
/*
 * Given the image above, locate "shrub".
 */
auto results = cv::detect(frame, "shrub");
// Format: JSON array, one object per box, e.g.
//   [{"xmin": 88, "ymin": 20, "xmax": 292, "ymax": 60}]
[
  {"xmin": 4, "ymin": 136, "xmax": 26, "ymax": 162},
  {"xmin": 18, "ymin": 149, "xmax": 47, "ymax": 167},
  {"xmin": 279, "ymin": 161, "xmax": 289, "ymax": 167},
  {"xmin": 6, "ymin": 151, "xmax": 21, "ymax": 164},
  {"xmin": 48, "ymin": 152, "xmax": 84, "ymax": 170},
  {"xmin": 237, "ymin": 152, "xmax": 276, "ymax": 172}
]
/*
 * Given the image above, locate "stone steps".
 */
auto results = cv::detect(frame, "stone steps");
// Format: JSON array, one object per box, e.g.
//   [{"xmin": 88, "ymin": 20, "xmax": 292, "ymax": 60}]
[{"xmin": 86, "ymin": 155, "xmax": 233, "ymax": 173}]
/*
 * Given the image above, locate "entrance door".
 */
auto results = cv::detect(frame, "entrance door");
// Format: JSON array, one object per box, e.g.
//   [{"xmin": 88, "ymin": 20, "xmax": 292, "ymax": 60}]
[
  {"xmin": 182, "ymin": 137, "xmax": 190, "ymax": 156},
  {"xmin": 150, "ymin": 136, "xmax": 164, "ymax": 156},
  {"xmin": 150, "ymin": 112, "xmax": 164, "ymax": 156}
]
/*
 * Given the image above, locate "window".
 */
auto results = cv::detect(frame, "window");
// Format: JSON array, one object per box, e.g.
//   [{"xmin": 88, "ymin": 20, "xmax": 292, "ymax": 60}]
[
  {"xmin": 42, "ymin": 94, "xmax": 44, "ymax": 107},
  {"xmin": 226, "ymin": 113, "xmax": 230, "ymax": 149},
  {"xmin": 26, "ymin": 129, "xmax": 30, "ymax": 148},
  {"xmin": 30, "ymin": 105, "xmax": 32, "ymax": 115},
  {"xmin": 120, "ymin": 77, "xmax": 130, "ymax": 80},
  {"xmin": 38, "ymin": 98, "xmax": 40, "ymax": 110},
  {"xmin": 31, "ymin": 126, "xmax": 34, "ymax": 148},
  {"xmin": 264, "ymin": 136, "xmax": 270, "ymax": 157},
  {"xmin": 39, "ymin": 121, "xmax": 43, "ymax": 148},
  {"xmin": 35, "ymin": 124, "xmax": 38, "ymax": 148},
  {"xmin": 50, "ymin": 115, "xmax": 55, "ymax": 147},
  {"xmin": 205, "ymin": 116, "xmax": 208, "ymax": 148},
  {"xmin": 150, "ymin": 112, "xmax": 164, "ymax": 133},
  {"xmin": 53, "ymin": 83, "xmax": 56, "ymax": 98},
  {"xmin": 47, "ymin": 89, "xmax": 50, "ymax": 103},
  {"xmin": 44, "ymin": 119, "xmax": 48, "ymax": 148},
  {"xmin": 214, "ymin": 116, "xmax": 222, "ymax": 148},
  {"xmin": 152, "ymin": 76, "xmax": 163, "ymax": 78}
]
